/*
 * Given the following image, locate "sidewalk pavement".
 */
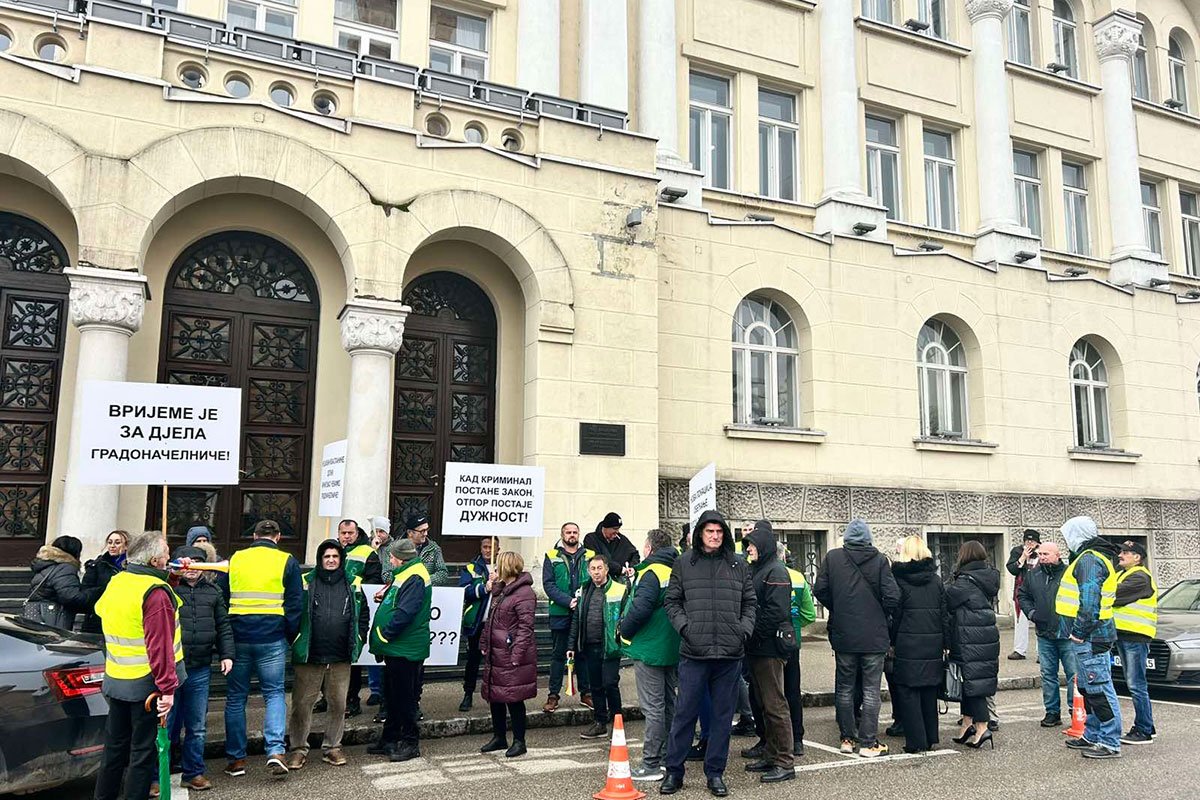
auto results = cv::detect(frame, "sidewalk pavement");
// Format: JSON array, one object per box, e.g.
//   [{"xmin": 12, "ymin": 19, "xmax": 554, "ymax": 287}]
[{"xmin": 200, "ymin": 626, "xmax": 1042, "ymax": 758}]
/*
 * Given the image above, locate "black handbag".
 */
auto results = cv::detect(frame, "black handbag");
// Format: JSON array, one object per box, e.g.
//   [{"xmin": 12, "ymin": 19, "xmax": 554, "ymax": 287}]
[{"xmin": 940, "ymin": 658, "xmax": 963, "ymax": 703}]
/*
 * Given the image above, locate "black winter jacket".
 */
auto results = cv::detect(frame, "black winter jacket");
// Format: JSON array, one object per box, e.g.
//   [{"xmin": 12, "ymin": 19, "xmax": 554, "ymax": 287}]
[
  {"xmin": 1017, "ymin": 561, "xmax": 1070, "ymax": 640},
  {"xmin": 664, "ymin": 510, "xmax": 756, "ymax": 661},
  {"xmin": 175, "ymin": 577, "xmax": 235, "ymax": 668},
  {"xmin": 945, "ymin": 561, "xmax": 1001, "ymax": 698},
  {"xmin": 745, "ymin": 522, "xmax": 793, "ymax": 659},
  {"xmin": 80, "ymin": 552, "xmax": 125, "ymax": 633},
  {"xmin": 28, "ymin": 546, "xmax": 96, "ymax": 630},
  {"xmin": 813, "ymin": 543, "xmax": 901, "ymax": 654},
  {"xmin": 889, "ymin": 558, "xmax": 948, "ymax": 687},
  {"xmin": 583, "ymin": 527, "xmax": 641, "ymax": 580}
]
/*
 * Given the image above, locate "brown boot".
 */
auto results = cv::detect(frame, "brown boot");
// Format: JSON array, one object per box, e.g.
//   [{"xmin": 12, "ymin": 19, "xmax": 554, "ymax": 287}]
[
  {"xmin": 580, "ymin": 693, "xmax": 594, "ymax": 709},
  {"xmin": 542, "ymin": 694, "xmax": 560, "ymax": 713},
  {"xmin": 323, "ymin": 748, "xmax": 348, "ymax": 766},
  {"xmin": 185, "ymin": 776, "xmax": 213, "ymax": 791}
]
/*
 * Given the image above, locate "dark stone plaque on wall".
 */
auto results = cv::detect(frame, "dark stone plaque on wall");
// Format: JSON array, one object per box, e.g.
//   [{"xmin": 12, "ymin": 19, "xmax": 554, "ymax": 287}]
[{"xmin": 579, "ymin": 422, "xmax": 626, "ymax": 456}]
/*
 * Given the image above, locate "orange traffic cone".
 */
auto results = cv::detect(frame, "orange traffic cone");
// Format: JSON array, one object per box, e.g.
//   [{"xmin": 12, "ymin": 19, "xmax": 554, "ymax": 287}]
[
  {"xmin": 1063, "ymin": 677, "xmax": 1087, "ymax": 738},
  {"xmin": 594, "ymin": 715, "xmax": 645, "ymax": 800}
]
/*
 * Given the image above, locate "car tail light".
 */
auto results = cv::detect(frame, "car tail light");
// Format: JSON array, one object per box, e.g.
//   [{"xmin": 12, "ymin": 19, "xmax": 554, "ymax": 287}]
[{"xmin": 44, "ymin": 665, "xmax": 105, "ymax": 701}]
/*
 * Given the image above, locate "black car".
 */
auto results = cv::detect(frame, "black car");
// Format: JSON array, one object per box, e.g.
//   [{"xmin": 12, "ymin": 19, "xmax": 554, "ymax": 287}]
[
  {"xmin": 1112, "ymin": 578, "xmax": 1200, "ymax": 689},
  {"xmin": 0, "ymin": 614, "xmax": 107, "ymax": 795}
]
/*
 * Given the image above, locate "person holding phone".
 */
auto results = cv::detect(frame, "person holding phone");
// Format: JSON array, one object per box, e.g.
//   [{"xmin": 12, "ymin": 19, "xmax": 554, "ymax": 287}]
[{"xmin": 1005, "ymin": 530, "xmax": 1041, "ymax": 661}]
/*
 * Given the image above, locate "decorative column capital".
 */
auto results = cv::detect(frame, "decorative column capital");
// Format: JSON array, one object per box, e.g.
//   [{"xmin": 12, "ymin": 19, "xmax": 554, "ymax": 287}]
[
  {"xmin": 65, "ymin": 266, "xmax": 148, "ymax": 334},
  {"xmin": 339, "ymin": 298, "xmax": 409, "ymax": 356},
  {"xmin": 964, "ymin": 0, "xmax": 1012, "ymax": 24},
  {"xmin": 1095, "ymin": 12, "xmax": 1142, "ymax": 64}
]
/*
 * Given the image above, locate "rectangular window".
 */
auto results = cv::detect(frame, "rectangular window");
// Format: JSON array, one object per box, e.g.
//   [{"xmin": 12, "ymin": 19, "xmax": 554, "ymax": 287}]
[
  {"xmin": 923, "ymin": 129, "xmax": 957, "ymax": 231},
  {"xmin": 689, "ymin": 73, "xmax": 733, "ymax": 190},
  {"xmin": 865, "ymin": 115, "xmax": 901, "ymax": 220},
  {"xmin": 1063, "ymin": 161, "xmax": 1090, "ymax": 255},
  {"xmin": 758, "ymin": 89, "xmax": 799, "ymax": 201},
  {"xmin": 334, "ymin": 0, "xmax": 397, "ymax": 30},
  {"xmin": 1007, "ymin": 0, "xmax": 1032, "ymax": 65},
  {"xmin": 861, "ymin": 0, "xmax": 893, "ymax": 24},
  {"xmin": 1182, "ymin": 190, "xmax": 1200, "ymax": 276},
  {"xmin": 1170, "ymin": 54, "xmax": 1190, "ymax": 112},
  {"xmin": 429, "ymin": 5, "xmax": 489, "ymax": 79},
  {"xmin": 918, "ymin": 0, "xmax": 944, "ymax": 39},
  {"xmin": 228, "ymin": 0, "xmax": 295, "ymax": 37},
  {"xmin": 1133, "ymin": 40, "xmax": 1151, "ymax": 100},
  {"xmin": 1013, "ymin": 149, "xmax": 1042, "ymax": 237},
  {"xmin": 1141, "ymin": 180, "xmax": 1163, "ymax": 256},
  {"xmin": 1053, "ymin": 15, "xmax": 1078, "ymax": 78},
  {"xmin": 337, "ymin": 28, "xmax": 396, "ymax": 58}
]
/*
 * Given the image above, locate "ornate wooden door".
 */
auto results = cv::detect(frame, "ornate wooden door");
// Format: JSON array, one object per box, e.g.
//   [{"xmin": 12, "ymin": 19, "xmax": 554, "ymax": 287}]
[
  {"xmin": 149, "ymin": 232, "xmax": 319, "ymax": 560},
  {"xmin": 391, "ymin": 272, "xmax": 497, "ymax": 563},
  {"xmin": 0, "ymin": 213, "xmax": 69, "ymax": 566}
]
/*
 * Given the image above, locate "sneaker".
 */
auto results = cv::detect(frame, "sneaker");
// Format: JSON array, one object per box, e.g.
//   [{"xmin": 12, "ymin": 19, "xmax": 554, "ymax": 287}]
[
  {"xmin": 1121, "ymin": 728, "xmax": 1154, "ymax": 745},
  {"xmin": 1007, "ymin": 651, "xmax": 1026, "ymax": 660},
  {"xmin": 149, "ymin": 784, "xmax": 160, "ymax": 799},
  {"xmin": 266, "ymin": 754, "xmax": 289, "ymax": 778},
  {"xmin": 1081, "ymin": 744, "xmax": 1121, "ymax": 759},
  {"xmin": 284, "ymin": 751, "xmax": 306, "ymax": 770},
  {"xmin": 731, "ymin": 716, "xmax": 756, "ymax": 736},
  {"xmin": 580, "ymin": 693, "xmax": 594, "ymax": 709},
  {"xmin": 1065, "ymin": 737, "xmax": 1095, "ymax": 750},
  {"xmin": 1040, "ymin": 714, "xmax": 1061, "ymax": 728},
  {"xmin": 185, "ymin": 776, "xmax": 213, "ymax": 791},
  {"xmin": 372, "ymin": 711, "xmax": 388, "ymax": 724},
  {"xmin": 542, "ymin": 694, "xmax": 560, "ymax": 713},
  {"xmin": 839, "ymin": 739, "xmax": 856, "ymax": 754},
  {"xmin": 580, "ymin": 722, "xmax": 608, "ymax": 739},
  {"xmin": 632, "ymin": 766, "xmax": 665, "ymax": 782},
  {"xmin": 390, "ymin": 745, "xmax": 420, "ymax": 763},
  {"xmin": 323, "ymin": 748, "xmax": 348, "ymax": 766},
  {"xmin": 859, "ymin": 742, "xmax": 889, "ymax": 758},
  {"xmin": 224, "ymin": 759, "xmax": 247, "ymax": 777},
  {"xmin": 366, "ymin": 693, "xmax": 381, "ymax": 706}
]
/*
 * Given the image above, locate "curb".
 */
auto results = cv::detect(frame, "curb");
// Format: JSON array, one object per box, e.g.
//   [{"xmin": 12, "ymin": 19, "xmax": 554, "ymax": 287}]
[{"xmin": 203, "ymin": 674, "xmax": 1041, "ymax": 759}]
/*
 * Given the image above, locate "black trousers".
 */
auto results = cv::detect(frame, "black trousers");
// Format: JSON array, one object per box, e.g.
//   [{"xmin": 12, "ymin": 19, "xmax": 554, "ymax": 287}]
[
  {"xmin": 960, "ymin": 694, "xmax": 990, "ymax": 724},
  {"xmin": 490, "ymin": 702, "xmax": 528, "ymax": 741},
  {"xmin": 416, "ymin": 663, "xmax": 426, "ymax": 703},
  {"xmin": 892, "ymin": 683, "xmax": 939, "ymax": 752},
  {"xmin": 347, "ymin": 665, "xmax": 363, "ymax": 704},
  {"xmin": 665, "ymin": 657, "xmax": 741, "ymax": 779},
  {"xmin": 93, "ymin": 696, "xmax": 159, "ymax": 800},
  {"xmin": 463, "ymin": 632, "xmax": 483, "ymax": 694},
  {"xmin": 382, "ymin": 657, "xmax": 422, "ymax": 749},
  {"xmin": 581, "ymin": 649, "xmax": 621, "ymax": 724},
  {"xmin": 751, "ymin": 650, "xmax": 805, "ymax": 743},
  {"xmin": 549, "ymin": 628, "xmax": 590, "ymax": 696}
]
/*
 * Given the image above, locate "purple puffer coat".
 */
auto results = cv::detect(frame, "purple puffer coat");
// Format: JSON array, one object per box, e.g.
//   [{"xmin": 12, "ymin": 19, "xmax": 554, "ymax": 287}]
[{"xmin": 480, "ymin": 571, "xmax": 538, "ymax": 704}]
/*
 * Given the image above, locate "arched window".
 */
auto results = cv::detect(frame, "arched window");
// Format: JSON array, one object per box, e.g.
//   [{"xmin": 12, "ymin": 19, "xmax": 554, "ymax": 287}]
[
  {"xmin": 1070, "ymin": 339, "xmax": 1110, "ymax": 448},
  {"xmin": 917, "ymin": 319, "xmax": 968, "ymax": 438},
  {"xmin": 1052, "ymin": 0, "xmax": 1079, "ymax": 79},
  {"xmin": 732, "ymin": 296, "xmax": 799, "ymax": 427},
  {"xmin": 1169, "ymin": 33, "xmax": 1190, "ymax": 112}
]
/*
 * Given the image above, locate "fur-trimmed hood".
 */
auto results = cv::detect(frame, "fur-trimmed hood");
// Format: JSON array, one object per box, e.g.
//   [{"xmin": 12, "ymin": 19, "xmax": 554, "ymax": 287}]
[{"xmin": 31, "ymin": 545, "xmax": 81, "ymax": 571}]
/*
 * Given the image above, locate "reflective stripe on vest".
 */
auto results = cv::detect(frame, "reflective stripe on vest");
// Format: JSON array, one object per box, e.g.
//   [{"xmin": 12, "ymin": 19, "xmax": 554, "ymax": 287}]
[
  {"xmin": 374, "ymin": 561, "xmax": 431, "ymax": 645},
  {"xmin": 1114, "ymin": 565, "xmax": 1159, "ymax": 637},
  {"xmin": 345, "ymin": 545, "xmax": 373, "ymax": 565},
  {"xmin": 619, "ymin": 563, "xmax": 670, "ymax": 646},
  {"xmin": 1055, "ymin": 550, "xmax": 1117, "ymax": 620},
  {"xmin": 95, "ymin": 572, "xmax": 183, "ymax": 681},
  {"xmin": 229, "ymin": 546, "xmax": 291, "ymax": 616}
]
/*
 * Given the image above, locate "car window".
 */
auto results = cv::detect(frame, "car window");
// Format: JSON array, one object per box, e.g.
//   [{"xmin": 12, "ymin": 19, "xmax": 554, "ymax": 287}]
[{"xmin": 1159, "ymin": 580, "xmax": 1200, "ymax": 612}]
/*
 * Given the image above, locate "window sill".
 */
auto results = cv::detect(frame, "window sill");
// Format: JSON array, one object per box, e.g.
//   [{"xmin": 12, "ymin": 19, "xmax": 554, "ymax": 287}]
[
  {"xmin": 1005, "ymin": 61, "xmax": 1101, "ymax": 96},
  {"xmin": 1132, "ymin": 97, "xmax": 1200, "ymax": 127},
  {"xmin": 1068, "ymin": 447, "xmax": 1141, "ymax": 462},
  {"xmin": 724, "ymin": 424, "xmax": 826, "ymax": 443},
  {"xmin": 855, "ymin": 18, "xmax": 971, "ymax": 58},
  {"xmin": 913, "ymin": 437, "xmax": 998, "ymax": 453}
]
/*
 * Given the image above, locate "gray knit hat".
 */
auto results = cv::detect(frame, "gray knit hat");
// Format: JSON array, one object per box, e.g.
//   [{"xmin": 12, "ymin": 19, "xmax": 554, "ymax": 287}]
[{"xmin": 389, "ymin": 538, "xmax": 417, "ymax": 562}]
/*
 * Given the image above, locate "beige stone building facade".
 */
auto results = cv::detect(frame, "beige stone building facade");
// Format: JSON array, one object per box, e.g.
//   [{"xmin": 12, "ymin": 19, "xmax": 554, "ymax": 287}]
[{"xmin": 1, "ymin": 0, "xmax": 1199, "ymax": 610}]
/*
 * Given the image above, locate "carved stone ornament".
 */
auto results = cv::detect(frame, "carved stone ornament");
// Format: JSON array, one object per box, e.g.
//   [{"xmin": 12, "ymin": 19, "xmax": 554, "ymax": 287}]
[
  {"xmin": 1094, "ymin": 15, "xmax": 1141, "ymax": 63},
  {"xmin": 964, "ymin": 0, "xmax": 1012, "ymax": 24},
  {"xmin": 339, "ymin": 300, "xmax": 409, "ymax": 355},
  {"xmin": 65, "ymin": 268, "xmax": 147, "ymax": 333}
]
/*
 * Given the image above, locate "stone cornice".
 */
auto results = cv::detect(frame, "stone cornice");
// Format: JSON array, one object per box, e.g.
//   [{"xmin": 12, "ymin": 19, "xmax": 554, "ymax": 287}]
[
  {"xmin": 1094, "ymin": 12, "xmax": 1142, "ymax": 64},
  {"xmin": 338, "ymin": 298, "xmax": 410, "ymax": 355},
  {"xmin": 65, "ymin": 267, "xmax": 149, "ymax": 334}
]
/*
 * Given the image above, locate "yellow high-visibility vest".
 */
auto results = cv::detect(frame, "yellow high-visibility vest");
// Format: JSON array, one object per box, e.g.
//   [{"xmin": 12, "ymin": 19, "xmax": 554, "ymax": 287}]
[
  {"xmin": 1114, "ymin": 565, "xmax": 1158, "ymax": 638},
  {"xmin": 1055, "ymin": 549, "xmax": 1117, "ymax": 620},
  {"xmin": 229, "ymin": 546, "xmax": 290, "ymax": 616},
  {"xmin": 95, "ymin": 571, "xmax": 183, "ymax": 682}
]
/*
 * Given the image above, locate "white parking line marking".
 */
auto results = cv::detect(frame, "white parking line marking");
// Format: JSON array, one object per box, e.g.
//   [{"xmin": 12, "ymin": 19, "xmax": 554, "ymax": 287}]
[
  {"xmin": 801, "ymin": 739, "xmax": 859, "ymax": 758},
  {"xmin": 794, "ymin": 749, "xmax": 958, "ymax": 773}
]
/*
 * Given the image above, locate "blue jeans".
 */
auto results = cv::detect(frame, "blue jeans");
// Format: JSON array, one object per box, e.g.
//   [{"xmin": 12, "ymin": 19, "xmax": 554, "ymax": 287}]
[
  {"xmin": 1073, "ymin": 641, "xmax": 1122, "ymax": 750},
  {"xmin": 168, "ymin": 667, "xmax": 211, "ymax": 780},
  {"xmin": 834, "ymin": 652, "xmax": 886, "ymax": 746},
  {"xmin": 1037, "ymin": 636, "xmax": 1077, "ymax": 716},
  {"xmin": 368, "ymin": 665, "xmax": 383, "ymax": 696},
  {"xmin": 1117, "ymin": 640, "xmax": 1155, "ymax": 735},
  {"xmin": 225, "ymin": 639, "xmax": 288, "ymax": 759}
]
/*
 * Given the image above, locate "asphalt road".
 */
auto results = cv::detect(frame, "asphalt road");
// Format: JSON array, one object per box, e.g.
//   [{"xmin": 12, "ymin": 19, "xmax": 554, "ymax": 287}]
[{"xmin": 36, "ymin": 686, "xmax": 1200, "ymax": 800}]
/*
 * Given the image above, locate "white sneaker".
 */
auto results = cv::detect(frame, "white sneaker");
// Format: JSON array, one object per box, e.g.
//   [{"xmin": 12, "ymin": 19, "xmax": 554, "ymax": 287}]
[
  {"xmin": 266, "ymin": 754, "xmax": 289, "ymax": 778},
  {"xmin": 631, "ymin": 766, "xmax": 665, "ymax": 781}
]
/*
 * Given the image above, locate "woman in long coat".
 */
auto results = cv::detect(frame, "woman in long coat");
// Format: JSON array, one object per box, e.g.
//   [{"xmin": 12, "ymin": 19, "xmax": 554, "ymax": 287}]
[
  {"xmin": 945, "ymin": 540, "xmax": 1001, "ymax": 749},
  {"xmin": 889, "ymin": 535, "xmax": 948, "ymax": 753},
  {"xmin": 479, "ymin": 550, "xmax": 537, "ymax": 758}
]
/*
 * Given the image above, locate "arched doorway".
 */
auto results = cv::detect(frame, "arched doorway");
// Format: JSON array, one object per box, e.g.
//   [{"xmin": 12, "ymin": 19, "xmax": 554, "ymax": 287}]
[
  {"xmin": 391, "ymin": 271, "xmax": 497, "ymax": 563},
  {"xmin": 148, "ymin": 232, "xmax": 319, "ymax": 559},
  {"xmin": 0, "ymin": 213, "xmax": 69, "ymax": 566}
]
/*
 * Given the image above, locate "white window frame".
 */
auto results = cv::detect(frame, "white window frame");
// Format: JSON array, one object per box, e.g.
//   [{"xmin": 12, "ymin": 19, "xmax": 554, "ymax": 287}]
[
  {"xmin": 923, "ymin": 129, "xmax": 957, "ymax": 231},
  {"xmin": 1007, "ymin": 0, "xmax": 1033, "ymax": 65},
  {"xmin": 1052, "ymin": 2, "xmax": 1079, "ymax": 79},
  {"xmin": 1069, "ymin": 340, "xmax": 1111, "ymax": 448},
  {"xmin": 1062, "ymin": 161, "xmax": 1090, "ymax": 255},
  {"xmin": 429, "ymin": 4, "xmax": 490, "ymax": 79},
  {"xmin": 336, "ymin": 22, "xmax": 398, "ymax": 58},
  {"xmin": 143, "ymin": 0, "xmax": 183, "ymax": 10},
  {"xmin": 1013, "ymin": 149, "xmax": 1042, "ymax": 237},
  {"xmin": 758, "ymin": 89, "xmax": 799, "ymax": 201},
  {"xmin": 1169, "ymin": 38, "xmax": 1190, "ymax": 112},
  {"xmin": 1141, "ymin": 179, "xmax": 1163, "ymax": 256},
  {"xmin": 918, "ymin": 0, "xmax": 945, "ymax": 40},
  {"xmin": 732, "ymin": 297, "xmax": 800, "ymax": 427},
  {"xmin": 861, "ymin": 0, "xmax": 893, "ymax": 25},
  {"xmin": 227, "ymin": 0, "xmax": 296, "ymax": 37},
  {"xmin": 690, "ymin": 73, "xmax": 733, "ymax": 190},
  {"xmin": 1132, "ymin": 33, "xmax": 1152, "ymax": 100},
  {"xmin": 866, "ymin": 115, "xmax": 901, "ymax": 220},
  {"xmin": 917, "ymin": 319, "xmax": 969, "ymax": 439},
  {"xmin": 1181, "ymin": 189, "xmax": 1200, "ymax": 277}
]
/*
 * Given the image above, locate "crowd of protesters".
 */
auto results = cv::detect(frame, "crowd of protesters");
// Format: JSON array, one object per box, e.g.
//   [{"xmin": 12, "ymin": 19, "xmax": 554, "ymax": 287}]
[{"xmin": 27, "ymin": 508, "xmax": 1161, "ymax": 799}]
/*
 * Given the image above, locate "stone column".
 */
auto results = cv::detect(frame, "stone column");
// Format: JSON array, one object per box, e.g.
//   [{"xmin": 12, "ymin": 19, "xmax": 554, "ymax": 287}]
[
  {"xmin": 813, "ymin": 0, "xmax": 887, "ymax": 238},
  {"xmin": 579, "ymin": 0, "xmax": 628, "ymax": 112},
  {"xmin": 1095, "ymin": 11, "xmax": 1166, "ymax": 284},
  {"xmin": 637, "ymin": 0, "xmax": 682, "ymax": 164},
  {"xmin": 966, "ymin": 0, "xmax": 1042, "ymax": 265},
  {"xmin": 59, "ymin": 267, "xmax": 148, "ymax": 557},
  {"xmin": 517, "ymin": 0, "xmax": 560, "ymax": 95},
  {"xmin": 338, "ymin": 299, "xmax": 408, "ymax": 528}
]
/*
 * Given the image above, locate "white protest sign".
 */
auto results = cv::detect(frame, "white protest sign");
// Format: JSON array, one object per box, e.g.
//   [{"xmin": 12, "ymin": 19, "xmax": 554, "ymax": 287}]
[
  {"xmin": 357, "ymin": 584, "xmax": 465, "ymax": 667},
  {"xmin": 440, "ymin": 462, "xmax": 545, "ymax": 538},
  {"xmin": 318, "ymin": 440, "xmax": 347, "ymax": 517},
  {"xmin": 688, "ymin": 462, "xmax": 717, "ymax": 532},
  {"xmin": 76, "ymin": 381, "xmax": 242, "ymax": 485}
]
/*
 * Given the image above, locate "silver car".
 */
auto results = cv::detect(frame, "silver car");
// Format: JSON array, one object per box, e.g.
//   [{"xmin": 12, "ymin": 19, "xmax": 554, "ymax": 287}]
[{"xmin": 1112, "ymin": 578, "xmax": 1200, "ymax": 688}]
